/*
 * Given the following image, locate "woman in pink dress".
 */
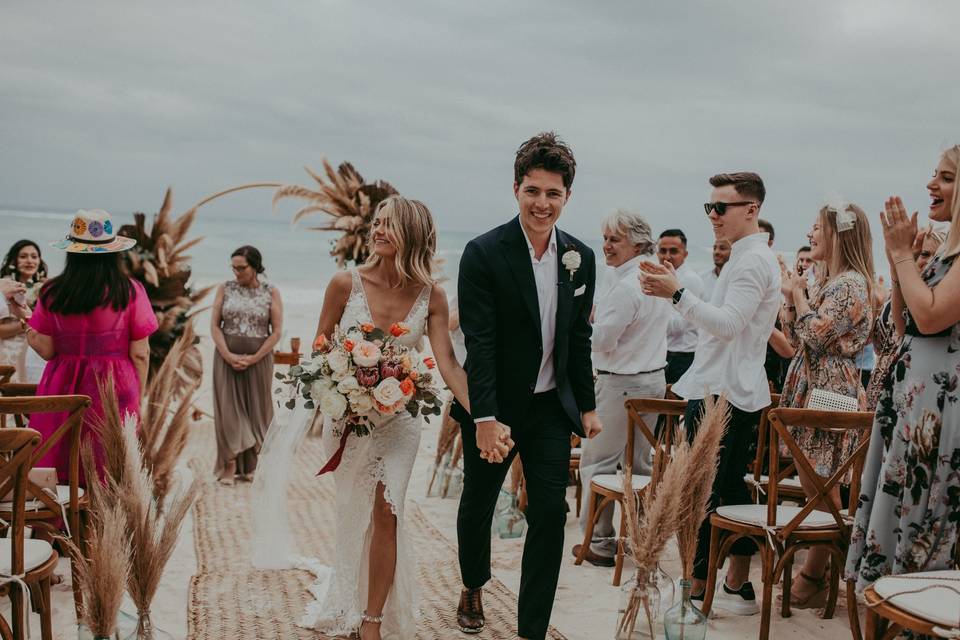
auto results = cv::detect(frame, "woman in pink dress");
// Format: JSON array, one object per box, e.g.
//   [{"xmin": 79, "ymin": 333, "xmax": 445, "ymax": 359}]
[{"xmin": 24, "ymin": 209, "xmax": 158, "ymax": 482}]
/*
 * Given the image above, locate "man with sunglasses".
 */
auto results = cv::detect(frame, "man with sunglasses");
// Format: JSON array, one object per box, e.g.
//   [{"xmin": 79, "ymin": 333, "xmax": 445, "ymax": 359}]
[{"xmin": 640, "ymin": 172, "xmax": 781, "ymax": 615}]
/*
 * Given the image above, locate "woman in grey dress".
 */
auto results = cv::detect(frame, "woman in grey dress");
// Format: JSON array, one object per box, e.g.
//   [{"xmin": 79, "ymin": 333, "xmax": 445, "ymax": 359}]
[
  {"xmin": 846, "ymin": 146, "xmax": 960, "ymax": 591},
  {"xmin": 211, "ymin": 246, "xmax": 283, "ymax": 484}
]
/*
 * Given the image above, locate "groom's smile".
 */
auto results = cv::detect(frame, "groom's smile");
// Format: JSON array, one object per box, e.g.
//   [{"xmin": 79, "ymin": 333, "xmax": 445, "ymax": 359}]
[{"xmin": 515, "ymin": 168, "xmax": 571, "ymax": 243}]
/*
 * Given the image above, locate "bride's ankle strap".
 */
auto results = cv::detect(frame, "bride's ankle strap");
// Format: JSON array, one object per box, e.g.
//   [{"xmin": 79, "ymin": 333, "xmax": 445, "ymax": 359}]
[{"xmin": 362, "ymin": 611, "xmax": 383, "ymax": 624}]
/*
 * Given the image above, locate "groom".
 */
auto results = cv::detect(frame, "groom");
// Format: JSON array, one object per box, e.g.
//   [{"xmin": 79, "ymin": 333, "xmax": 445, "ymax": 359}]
[{"xmin": 452, "ymin": 132, "xmax": 602, "ymax": 640}]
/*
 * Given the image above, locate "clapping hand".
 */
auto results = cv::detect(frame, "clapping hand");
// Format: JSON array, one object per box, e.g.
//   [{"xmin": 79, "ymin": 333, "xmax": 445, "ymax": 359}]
[
  {"xmin": 880, "ymin": 196, "xmax": 919, "ymax": 262},
  {"xmin": 0, "ymin": 280, "xmax": 25, "ymax": 303},
  {"xmin": 778, "ymin": 254, "xmax": 806, "ymax": 299},
  {"xmin": 638, "ymin": 261, "xmax": 681, "ymax": 299},
  {"xmin": 477, "ymin": 420, "xmax": 514, "ymax": 464}
]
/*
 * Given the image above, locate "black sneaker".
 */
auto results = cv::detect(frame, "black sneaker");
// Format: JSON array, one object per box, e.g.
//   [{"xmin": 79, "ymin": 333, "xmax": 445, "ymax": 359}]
[{"xmin": 714, "ymin": 580, "xmax": 759, "ymax": 615}]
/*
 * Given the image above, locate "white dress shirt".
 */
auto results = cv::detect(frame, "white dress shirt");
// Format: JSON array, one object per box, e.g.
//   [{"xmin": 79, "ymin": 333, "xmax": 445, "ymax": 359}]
[
  {"xmin": 667, "ymin": 262, "xmax": 704, "ymax": 353},
  {"xmin": 672, "ymin": 232, "xmax": 781, "ymax": 412},
  {"xmin": 700, "ymin": 267, "xmax": 720, "ymax": 301},
  {"xmin": 592, "ymin": 255, "xmax": 669, "ymax": 374}
]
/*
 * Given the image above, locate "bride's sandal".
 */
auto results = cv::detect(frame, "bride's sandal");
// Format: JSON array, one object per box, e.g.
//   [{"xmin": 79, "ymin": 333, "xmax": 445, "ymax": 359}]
[
  {"xmin": 789, "ymin": 571, "xmax": 829, "ymax": 609},
  {"xmin": 357, "ymin": 611, "xmax": 383, "ymax": 640}
]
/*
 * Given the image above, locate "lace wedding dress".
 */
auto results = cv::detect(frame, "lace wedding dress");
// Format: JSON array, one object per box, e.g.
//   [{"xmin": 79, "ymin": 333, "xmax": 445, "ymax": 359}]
[{"xmin": 252, "ymin": 268, "xmax": 430, "ymax": 639}]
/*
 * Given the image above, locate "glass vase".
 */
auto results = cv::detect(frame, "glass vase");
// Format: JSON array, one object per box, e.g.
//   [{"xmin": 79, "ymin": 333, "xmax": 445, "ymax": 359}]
[
  {"xmin": 123, "ymin": 611, "xmax": 174, "ymax": 640},
  {"xmin": 442, "ymin": 466, "xmax": 463, "ymax": 498},
  {"xmin": 77, "ymin": 624, "xmax": 120, "ymax": 640},
  {"xmin": 663, "ymin": 579, "xmax": 707, "ymax": 640},
  {"xmin": 615, "ymin": 570, "xmax": 661, "ymax": 639},
  {"xmin": 496, "ymin": 493, "xmax": 526, "ymax": 539}
]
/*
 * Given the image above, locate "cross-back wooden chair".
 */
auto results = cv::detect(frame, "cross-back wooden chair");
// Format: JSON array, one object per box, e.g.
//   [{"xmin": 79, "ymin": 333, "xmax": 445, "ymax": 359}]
[
  {"xmin": 0, "ymin": 395, "xmax": 91, "ymax": 618},
  {"xmin": 701, "ymin": 407, "xmax": 874, "ymax": 640},
  {"xmin": 860, "ymin": 570, "xmax": 960, "ymax": 640},
  {"xmin": 575, "ymin": 396, "xmax": 686, "ymax": 586},
  {"xmin": 0, "ymin": 367, "xmax": 14, "ymax": 386},
  {"xmin": 744, "ymin": 394, "xmax": 807, "ymax": 505},
  {"xmin": 568, "ymin": 434, "xmax": 582, "ymax": 517},
  {"xmin": 0, "ymin": 383, "xmax": 39, "ymax": 428},
  {"xmin": 0, "ymin": 427, "xmax": 58, "ymax": 640}
]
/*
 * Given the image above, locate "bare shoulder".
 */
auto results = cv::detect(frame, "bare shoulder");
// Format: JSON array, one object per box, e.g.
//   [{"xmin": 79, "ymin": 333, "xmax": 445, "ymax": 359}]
[
  {"xmin": 326, "ymin": 270, "xmax": 353, "ymax": 300},
  {"xmin": 429, "ymin": 282, "xmax": 450, "ymax": 311}
]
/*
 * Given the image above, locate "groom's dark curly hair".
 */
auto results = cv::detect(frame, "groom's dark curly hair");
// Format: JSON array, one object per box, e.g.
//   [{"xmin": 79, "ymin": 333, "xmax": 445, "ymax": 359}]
[{"xmin": 514, "ymin": 131, "xmax": 576, "ymax": 190}]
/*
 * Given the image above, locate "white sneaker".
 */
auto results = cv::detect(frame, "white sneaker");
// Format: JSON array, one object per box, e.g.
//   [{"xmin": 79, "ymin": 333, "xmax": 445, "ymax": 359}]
[{"xmin": 712, "ymin": 579, "xmax": 760, "ymax": 616}]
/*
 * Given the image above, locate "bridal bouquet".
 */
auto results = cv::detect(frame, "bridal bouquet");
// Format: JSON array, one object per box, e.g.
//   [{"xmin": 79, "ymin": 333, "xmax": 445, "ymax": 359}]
[{"xmin": 278, "ymin": 321, "xmax": 444, "ymax": 437}]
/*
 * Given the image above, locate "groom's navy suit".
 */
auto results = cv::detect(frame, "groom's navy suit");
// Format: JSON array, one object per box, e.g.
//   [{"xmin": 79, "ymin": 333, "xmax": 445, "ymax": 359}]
[{"xmin": 453, "ymin": 215, "xmax": 596, "ymax": 639}]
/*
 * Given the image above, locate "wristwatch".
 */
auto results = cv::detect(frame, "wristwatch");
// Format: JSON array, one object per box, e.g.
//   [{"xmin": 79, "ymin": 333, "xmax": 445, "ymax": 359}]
[{"xmin": 672, "ymin": 287, "xmax": 685, "ymax": 305}]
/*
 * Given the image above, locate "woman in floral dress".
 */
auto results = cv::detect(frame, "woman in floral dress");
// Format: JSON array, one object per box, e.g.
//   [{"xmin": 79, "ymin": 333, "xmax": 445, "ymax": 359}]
[
  {"xmin": 779, "ymin": 202, "xmax": 875, "ymax": 607},
  {"xmin": 846, "ymin": 145, "xmax": 960, "ymax": 592}
]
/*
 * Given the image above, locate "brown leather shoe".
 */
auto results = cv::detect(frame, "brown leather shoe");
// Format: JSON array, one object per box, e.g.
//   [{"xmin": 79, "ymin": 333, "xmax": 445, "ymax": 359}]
[
  {"xmin": 457, "ymin": 587, "xmax": 484, "ymax": 634},
  {"xmin": 571, "ymin": 543, "xmax": 615, "ymax": 567}
]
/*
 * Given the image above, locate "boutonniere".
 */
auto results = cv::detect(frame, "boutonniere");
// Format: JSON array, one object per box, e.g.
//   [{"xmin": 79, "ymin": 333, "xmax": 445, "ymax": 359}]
[{"xmin": 561, "ymin": 245, "xmax": 581, "ymax": 282}]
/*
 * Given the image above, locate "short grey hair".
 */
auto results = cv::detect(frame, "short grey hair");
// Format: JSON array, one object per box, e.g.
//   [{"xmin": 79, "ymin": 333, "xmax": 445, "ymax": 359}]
[{"xmin": 601, "ymin": 209, "xmax": 655, "ymax": 255}]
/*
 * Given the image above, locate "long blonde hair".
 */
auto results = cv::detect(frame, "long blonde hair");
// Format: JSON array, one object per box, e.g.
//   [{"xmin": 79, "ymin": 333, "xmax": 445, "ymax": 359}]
[
  {"xmin": 365, "ymin": 196, "xmax": 437, "ymax": 288},
  {"xmin": 816, "ymin": 203, "xmax": 875, "ymax": 304},
  {"xmin": 937, "ymin": 145, "xmax": 960, "ymax": 258}
]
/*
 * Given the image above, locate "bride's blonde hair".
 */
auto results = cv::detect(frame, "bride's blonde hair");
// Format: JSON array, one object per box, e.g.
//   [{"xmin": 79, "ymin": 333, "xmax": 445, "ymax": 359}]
[{"xmin": 366, "ymin": 196, "xmax": 437, "ymax": 288}]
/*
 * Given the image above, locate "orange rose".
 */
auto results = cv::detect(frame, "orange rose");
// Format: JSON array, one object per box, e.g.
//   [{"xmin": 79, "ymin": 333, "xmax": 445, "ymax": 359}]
[
  {"xmin": 399, "ymin": 378, "xmax": 415, "ymax": 396},
  {"xmin": 343, "ymin": 339, "xmax": 355, "ymax": 352},
  {"xmin": 360, "ymin": 322, "xmax": 375, "ymax": 333},
  {"xmin": 423, "ymin": 356, "xmax": 436, "ymax": 370},
  {"xmin": 390, "ymin": 322, "xmax": 410, "ymax": 337},
  {"xmin": 312, "ymin": 334, "xmax": 329, "ymax": 352},
  {"xmin": 408, "ymin": 370, "xmax": 420, "ymax": 381}
]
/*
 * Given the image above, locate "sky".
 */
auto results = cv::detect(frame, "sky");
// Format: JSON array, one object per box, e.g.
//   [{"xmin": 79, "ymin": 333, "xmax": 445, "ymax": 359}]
[{"xmin": 1, "ymin": 1, "xmax": 958, "ymax": 258}]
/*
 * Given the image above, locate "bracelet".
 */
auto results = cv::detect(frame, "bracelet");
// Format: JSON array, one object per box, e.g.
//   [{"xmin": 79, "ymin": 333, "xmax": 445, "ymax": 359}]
[{"xmin": 893, "ymin": 256, "xmax": 913, "ymax": 266}]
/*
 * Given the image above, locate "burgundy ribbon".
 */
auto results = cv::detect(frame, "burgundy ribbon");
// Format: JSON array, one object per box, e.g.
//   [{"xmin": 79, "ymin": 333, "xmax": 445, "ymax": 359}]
[{"xmin": 316, "ymin": 423, "xmax": 354, "ymax": 475}]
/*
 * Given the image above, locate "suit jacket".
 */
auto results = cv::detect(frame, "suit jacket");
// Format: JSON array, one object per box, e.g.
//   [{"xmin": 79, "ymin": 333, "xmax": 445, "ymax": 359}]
[{"xmin": 452, "ymin": 216, "xmax": 596, "ymax": 437}]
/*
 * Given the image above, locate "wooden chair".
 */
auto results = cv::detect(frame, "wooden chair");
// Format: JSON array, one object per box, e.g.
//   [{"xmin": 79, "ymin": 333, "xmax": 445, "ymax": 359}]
[
  {"xmin": 575, "ymin": 397, "xmax": 686, "ymax": 586},
  {"xmin": 743, "ymin": 394, "xmax": 807, "ymax": 505},
  {"xmin": 0, "ymin": 383, "xmax": 39, "ymax": 428},
  {"xmin": 701, "ymin": 407, "xmax": 874, "ymax": 640},
  {"xmin": 0, "ymin": 427, "xmax": 58, "ymax": 640},
  {"xmin": 569, "ymin": 435, "xmax": 582, "ymax": 517},
  {"xmin": 0, "ymin": 395, "xmax": 91, "ymax": 618},
  {"xmin": 861, "ymin": 573, "xmax": 960, "ymax": 639},
  {"xmin": 0, "ymin": 366, "xmax": 14, "ymax": 386}
]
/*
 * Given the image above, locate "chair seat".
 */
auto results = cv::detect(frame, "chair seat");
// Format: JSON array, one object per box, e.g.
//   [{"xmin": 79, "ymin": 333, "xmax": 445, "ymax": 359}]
[
  {"xmin": 0, "ymin": 485, "xmax": 86, "ymax": 511},
  {"xmin": 591, "ymin": 474, "xmax": 651, "ymax": 494},
  {"xmin": 873, "ymin": 570, "xmax": 960, "ymax": 627},
  {"xmin": 0, "ymin": 538, "xmax": 56, "ymax": 575},
  {"xmin": 743, "ymin": 473, "xmax": 803, "ymax": 489},
  {"xmin": 715, "ymin": 504, "xmax": 837, "ymax": 529}
]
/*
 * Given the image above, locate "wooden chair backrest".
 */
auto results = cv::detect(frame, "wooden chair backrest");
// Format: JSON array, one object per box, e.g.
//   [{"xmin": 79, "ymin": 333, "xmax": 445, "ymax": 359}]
[
  {"xmin": 0, "ymin": 396, "xmax": 91, "ymax": 515},
  {"xmin": 751, "ymin": 394, "xmax": 787, "ymax": 493},
  {"xmin": 0, "ymin": 383, "xmax": 39, "ymax": 428},
  {"xmin": 0, "ymin": 366, "xmax": 15, "ymax": 385},
  {"xmin": 0, "ymin": 428, "xmax": 41, "ymax": 576},
  {"xmin": 624, "ymin": 397, "xmax": 687, "ymax": 487},
  {"xmin": 766, "ymin": 407, "xmax": 874, "ymax": 540}
]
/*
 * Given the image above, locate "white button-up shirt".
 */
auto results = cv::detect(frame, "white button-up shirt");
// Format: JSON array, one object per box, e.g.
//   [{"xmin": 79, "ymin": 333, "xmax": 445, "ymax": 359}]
[
  {"xmin": 521, "ymin": 224, "xmax": 559, "ymax": 393},
  {"xmin": 666, "ymin": 262, "xmax": 704, "ymax": 353},
  {"xmin": 672, "ymin": 232, "xmax": 781, "ymax": 412},
  {"xmin": 700, "ymin": 267, "xmax": 720, "ymax": 301},
  {"xmin": 592, "ymin": 255, "xmax": 669, "ymax": 374}
]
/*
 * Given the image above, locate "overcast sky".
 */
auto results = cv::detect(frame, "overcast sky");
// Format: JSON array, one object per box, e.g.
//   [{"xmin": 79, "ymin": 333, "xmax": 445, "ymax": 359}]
[{"xmin": 2, "ymin": 1, "xmax": 957, "ymax": 257}]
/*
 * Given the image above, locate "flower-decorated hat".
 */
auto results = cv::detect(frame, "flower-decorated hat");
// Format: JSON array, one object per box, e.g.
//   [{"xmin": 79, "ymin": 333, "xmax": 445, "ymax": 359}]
[{"xmin": 51, "ymin": 209, "xmax": 136, "ymax": 253}]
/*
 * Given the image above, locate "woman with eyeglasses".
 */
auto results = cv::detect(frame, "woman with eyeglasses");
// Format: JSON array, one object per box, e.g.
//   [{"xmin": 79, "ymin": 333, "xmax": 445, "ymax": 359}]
[
  {"xmin": 777, "ymin": 202, "xmax": 875, "ymax": 608},
  {"xmin": 210, "ymin": 245, "xmax": 283, "ymax": 484}
]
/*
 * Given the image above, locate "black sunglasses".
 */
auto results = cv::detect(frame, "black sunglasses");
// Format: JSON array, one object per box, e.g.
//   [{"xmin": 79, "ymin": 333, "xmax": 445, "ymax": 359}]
[{"xmin": 703, "ymin": 201, "xmax": 756, "ymax": 216}]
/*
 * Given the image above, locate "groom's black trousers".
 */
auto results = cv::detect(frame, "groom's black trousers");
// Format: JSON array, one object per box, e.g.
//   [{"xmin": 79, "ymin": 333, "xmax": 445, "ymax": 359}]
[{"xmin": 457, "ymin": 390, "xmax": 572, "ymax": 640}]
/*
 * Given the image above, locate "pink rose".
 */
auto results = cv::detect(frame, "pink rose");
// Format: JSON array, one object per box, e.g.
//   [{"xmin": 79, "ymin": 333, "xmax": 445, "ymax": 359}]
[{"xmin": 352, "ymin": 340, "xmax": 382, "ymax": 367}]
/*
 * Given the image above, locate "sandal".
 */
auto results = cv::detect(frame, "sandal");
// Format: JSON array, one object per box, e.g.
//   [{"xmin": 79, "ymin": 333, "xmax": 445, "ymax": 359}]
[
  {"xmin": 357, "ymin": 611, "xmax": 383, "ymax": 639},
  {"xmin": 789, "ymin": 571, "xmax": 828, "ymax": 609}
]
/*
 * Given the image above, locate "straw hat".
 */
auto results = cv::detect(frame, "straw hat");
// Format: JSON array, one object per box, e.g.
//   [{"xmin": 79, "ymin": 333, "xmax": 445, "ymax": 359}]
[{"xmin": 51, "ymin": 209, "xmax": 136, "ymax": 253}]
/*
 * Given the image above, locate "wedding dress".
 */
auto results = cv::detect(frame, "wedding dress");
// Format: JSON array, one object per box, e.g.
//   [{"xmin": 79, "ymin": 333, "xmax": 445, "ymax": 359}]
[{"xmin": 252, "ymin": 268, "xmax": 430, "ymax": 639}]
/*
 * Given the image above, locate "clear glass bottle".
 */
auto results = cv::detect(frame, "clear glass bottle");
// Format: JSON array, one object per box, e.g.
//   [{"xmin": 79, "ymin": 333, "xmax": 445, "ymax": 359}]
[
  {"xmin": 496, "ymin": 492, "xmax": 526, "ymax": 539},
  {"xmin": 77, "ymin": 624, "xmax": 120, "ymax": 640},
  {"xmin": 615, "ymin": 570, "xmax": 660, "ymax": 639},
  {"xmin": 663, "ymin": 579, "xmax": 707, "ymax": 640}
]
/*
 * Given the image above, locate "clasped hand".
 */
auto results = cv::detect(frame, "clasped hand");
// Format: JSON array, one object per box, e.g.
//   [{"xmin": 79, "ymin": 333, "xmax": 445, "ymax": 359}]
[
  {"xmin": 638, "ymin": 261, "xmax": 681, "ymax": 299},
  {"xmin": 476, "ymin": 420, "xmax": 515, "ymax": 464}
]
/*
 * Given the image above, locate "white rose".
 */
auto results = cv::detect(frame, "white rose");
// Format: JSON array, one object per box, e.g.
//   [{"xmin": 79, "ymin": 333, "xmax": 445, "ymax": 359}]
[
  {"xmin": 326, "ymin": 348, "xmax": 351, "ymax": 374},
  {"xmin": 349, "ymin": 392, "xmax": 374, "ymax": 415},
  {"xmin": 372, "ymin": 377, "xmax": 405, "ymax": 408},
  {"xmin": 352, "ymin": 340, "xmax": 382, "ymax": 368},
  {"xmin": 309, "ymin": 378, "xmax": 333, "ymax": 400},
  {"xmin": 337, "ymin": 376, "xmax": 361, "ymax": 395},
  {"xmin": 561, "ymin": 249, "xmax": 581, "ymax": 272},
  {"xmin": 318, "ymin": 389, "xmax": 348, "ymax": 420}
]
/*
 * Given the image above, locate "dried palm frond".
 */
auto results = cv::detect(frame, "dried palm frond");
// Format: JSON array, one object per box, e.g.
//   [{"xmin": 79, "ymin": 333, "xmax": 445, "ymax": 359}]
[
  {"xmin": 273, "ymin": 159, "xmax": 399, "ymax": 267},
  {"xmin": 676, "ymin": 395, "xmax": 730, "ymax": 581},
  {"xmin": 94, "ymin": 375, "xmax": 132, "ymax": 487},
  {"xmin": 118, "ymin": 189, "xmax": 210, "ymax": 390}
]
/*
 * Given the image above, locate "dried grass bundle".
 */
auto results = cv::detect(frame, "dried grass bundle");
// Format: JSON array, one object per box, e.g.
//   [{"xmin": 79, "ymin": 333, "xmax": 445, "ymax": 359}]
[
  {"xmin": 95, "ymin": 375, "xmax": 132, "ymax": 487},
  {"xmin": 676, "ymin": 396, "xmax": 730, "ymax": 581},
  {"xmin": 433, "ymin": 410, "xmax": 460, "ymax": 466}
]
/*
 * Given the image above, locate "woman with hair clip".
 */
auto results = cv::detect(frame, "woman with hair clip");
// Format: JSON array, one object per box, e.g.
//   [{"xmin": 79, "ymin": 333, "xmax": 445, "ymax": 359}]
[
  {"xmin": 0, "ymin": 239, "xmax": 49, "ymax": 382},
  {"xmin": 778, "ymin": 201, "xmax": 875, "ymax": 608},
  {"xmin": 253, "ymin": 196, "xmax": 471, "ymax": 640},
  {"xmin": 846, "ymin": 145, "xmax": 960, "ymax": 593},
  {"xmin": 210, "ymin": 245, "xmax": 282, "ymax": 485}
]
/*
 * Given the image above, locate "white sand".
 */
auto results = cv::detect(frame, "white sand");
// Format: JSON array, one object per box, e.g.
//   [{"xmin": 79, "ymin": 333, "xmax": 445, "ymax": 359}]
[{"xmin": 28, "ymin": 309, "xmax": 860, "ymax": 639}]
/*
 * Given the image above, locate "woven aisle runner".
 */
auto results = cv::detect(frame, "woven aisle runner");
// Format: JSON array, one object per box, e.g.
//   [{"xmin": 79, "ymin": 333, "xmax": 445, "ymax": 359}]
[{"xmin": 186, "ymin": 423, "xmax": 567, "ymax": 639}]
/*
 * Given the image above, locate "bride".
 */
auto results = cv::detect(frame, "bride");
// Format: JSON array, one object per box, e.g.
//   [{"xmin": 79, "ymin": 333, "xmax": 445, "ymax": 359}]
[{"xmin": 254, "ymin": 196, "xmax": 472, "ymax": 640}]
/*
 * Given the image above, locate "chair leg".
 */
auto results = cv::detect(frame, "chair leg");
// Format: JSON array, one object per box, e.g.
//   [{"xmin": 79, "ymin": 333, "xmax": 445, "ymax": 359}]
[
  {"xmin": 0, "ymin": 613, "xmax": 12, "ymax": 640},
  {"xmin": 9, "ymin": 583, "xmax": 23, "ymax": 640},
  {"xmin": 38, "ymin": 578, "xmax": 53, "ymax": 640},
  {"xmin": 612, "ymin": 502, "xmax": 626, "ymax": 587},
  {"xmin": 702, "ymin": 523, "xmax": 722, "ymax": 617},
  {"xmin": 575, "ymin": 473, "xmax": 582, "ymax": 518},
  {"xmin": 575, "ymin": 490, "xmax": 600, "ymax": 565},
  {"xmin": 823, "ymin": 549, "xmax": 841, "ymax": 620},
  {"xmin": 846, "ymin": 580, "xmax": 863, "ymax": 640},
  {"xmin": 759, "ymin": 544, "xmax": 776, "ymax": 640},
  {"xmin": 781, "ymin": 551, "xmax": 793, "ymax": 618}
]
